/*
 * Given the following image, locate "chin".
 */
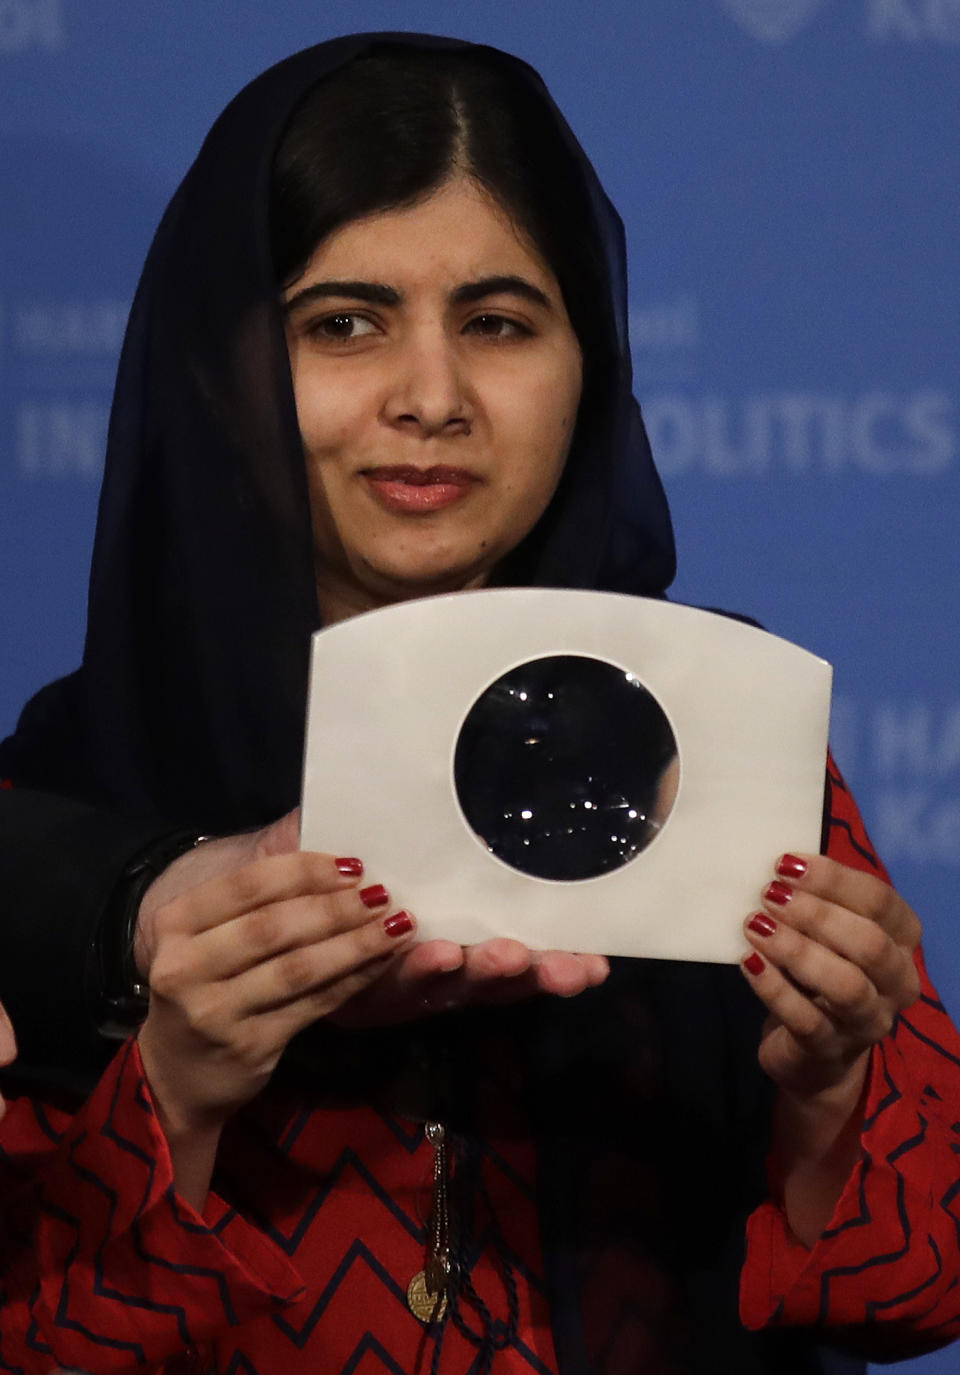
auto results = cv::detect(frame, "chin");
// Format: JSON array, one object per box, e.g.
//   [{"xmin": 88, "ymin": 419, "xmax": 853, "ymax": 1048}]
[{"xmin": 360, "ymin": 549, "xmax": 495, "ymax": 600}]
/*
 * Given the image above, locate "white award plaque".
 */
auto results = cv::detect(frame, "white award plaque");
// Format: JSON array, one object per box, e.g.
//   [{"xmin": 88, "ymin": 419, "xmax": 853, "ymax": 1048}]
[{"xmin": 300, "ymin": 588, "xmax": 831, "ymax": 964}]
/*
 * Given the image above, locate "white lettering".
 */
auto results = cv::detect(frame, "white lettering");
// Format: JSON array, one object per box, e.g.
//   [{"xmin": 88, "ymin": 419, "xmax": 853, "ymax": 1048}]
[
  {"xmin": 777, "ymin": 394, "xmax": 816, "ymax": 471},
  {"xmin": 641, "ymin": 395, "xmax": 700, "ymax": 475},
  {"xmin": 868, "ymin": 0, "xmax": 924, "ymax": 38},
  {"xmin": 639, "ymin": 391, "xmax": 956, "ymax": 475},
  {"xmin": 16, "ymin": 302, "xmax": 127, "ymax": 357},
  {"xmin": 17, "ymin": 401, "xmax": 107, "ymax": 478},
  {"xmin": 938, "ymin": 708, "xmax": 960, "ymax": 773},
  {"xmin": 703, "ymin": 395, "xmax": 771, "ymax": 475},
  {"xmin": 925, "ymin": 0, "xmax": 960, "ymax": 38},
  {"xmin": 930, "ymin": 799, "xmax": 960, "ymax": 853},
  {"xmin": 874, "ymin": 703, "xmax": 960, "ymax": 778},
  {"xmin": 868, "ymin": 0, "xmax": 960, "ymax": 37},
  {"xmin": 873, "ymin": 789, "xmax": 960, "ymax": 863},
  {"xmin": 16, "ymin": 302, "xmax": 128, "ymax": 356},
  {"xmin": 775, "ymin": 394, "xmax": 848, "ymax": 472},
  {"xmin": 0, "ymin": 0, "xmax": 63, "ymax": 53},
  {"xmin": 874, "ymin": 704, "xmax": 931, "ymax": 775},
  {"xmin": 869, "ymin": 797, "xmax": 957, "ymax": 858},
  {"xmin": 851, "ymin": 392, "xmax": 902, "ymax": 473},
  {"xmin": 874, "ymin": 789, "xmax": 930, "ymax": 861},
  {"xmin": 630, "ymin": 294, "xmax": 700, "ymax": 352},
  {"xmin": 905, "ymin": 391, "xmax": 957, "ymax": 472},
  {"xmin": 833, "ymin": 700, "xmax": 960, "ymax": 868}
]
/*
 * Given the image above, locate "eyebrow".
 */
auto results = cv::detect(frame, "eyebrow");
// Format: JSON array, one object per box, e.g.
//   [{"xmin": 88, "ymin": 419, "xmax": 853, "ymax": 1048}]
[
  {"xmin": 452, "ymin": 276, "xmax": 552, "ymax": 310},
  {"xmin": 283, "ymin": 275, "xmax": 553, "ymax": 315}
]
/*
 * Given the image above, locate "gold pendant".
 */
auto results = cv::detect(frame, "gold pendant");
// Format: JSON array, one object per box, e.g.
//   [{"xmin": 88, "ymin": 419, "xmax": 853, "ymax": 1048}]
[{"xmin": 407, "ymin": 1268, "xmax": 448, "ymax": 1324}]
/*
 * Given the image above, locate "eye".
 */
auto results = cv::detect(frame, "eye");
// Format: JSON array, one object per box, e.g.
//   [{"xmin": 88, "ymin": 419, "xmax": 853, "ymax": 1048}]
[
  {"xmin": 464, "ymin": 314, "xmax": 532, "ymax": 339},
  {"xmin": 307, "ymin": 312, "xmax": 379, "ymax": 341}
]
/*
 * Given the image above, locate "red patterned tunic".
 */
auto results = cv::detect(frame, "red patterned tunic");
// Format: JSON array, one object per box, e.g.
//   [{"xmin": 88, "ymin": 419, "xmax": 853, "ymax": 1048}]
[{"xmin": 0, "ymin": 761, "xmax": 957, "ymax": 1373}]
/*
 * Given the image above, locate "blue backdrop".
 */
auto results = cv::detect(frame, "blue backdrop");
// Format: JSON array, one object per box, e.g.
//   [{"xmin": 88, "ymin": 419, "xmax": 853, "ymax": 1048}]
[{"xmin": 1, "ymin": 4, "xmax": 958, "ymax": 1368}]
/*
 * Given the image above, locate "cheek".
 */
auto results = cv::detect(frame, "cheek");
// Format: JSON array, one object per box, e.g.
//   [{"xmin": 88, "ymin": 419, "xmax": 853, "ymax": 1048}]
[
  {"xmin": 296, "ymin": 396, "xmax": 341, "ymax": 460},
  {"xmin": 292, "ymin": 363, "xmax": 367, "ymax": 464},
  {"xmin": 511, "ymin": 364, "xmax": 581, "ymax": 488}
]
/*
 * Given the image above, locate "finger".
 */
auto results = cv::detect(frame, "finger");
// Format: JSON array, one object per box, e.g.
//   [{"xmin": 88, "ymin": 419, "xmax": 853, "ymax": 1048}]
[
  {"xmin": 740, "ymin": 949, "xmax": 847, "ymax": 1057},
  {"xmin": 161, "ymin": 851, "xmax": 367, "ymax": 936},
  {"xmin": 179, "ymin": 882, "xmax": 397, "ymax": 982},
  {"xmin": 755, "ymin": 889, "xmax": 920, "ymax": 1007},
  {"xmin": 253, "ymin": 807, "xmax": 302, "ymax": 858},
  {"xmin": 423, "ymin": 949, "xmax": 609, "ymax": 1010},
  {"xmin": 457, "ymin": 943, "xmax": 608, "ymax": 990},
  {"xmin": 411, "ymin": 940, "xmax": 535, "ymax": 1014},
  {"xmin": 398, "ymin": 940, "xmax": 466, "ymax": 977},
  {"xmin": 530, "ymin": 951, "xmax": 609, "ymax": 996},
  {"xmin": 166, "ymin": 950, "xmax": 403, "ymax": 1085},
  {"xmin": 744, "ymin": 910, "xmax": 902, "ymax": 1038},
  {"xmin": 259, "ymin": 951, "xmax": 404, "ymax": 1047},
  {"xmin": 577, "ymin": 953, "xmax": 610, "ymax": 986},
  {"xmin": 769, "ymin": 854, "xmax": 921, "ymax": 950},
  {"xmin": 224, "ymin": 908, "xmax": 417, "ymax": 1016},
  {"xmin": 327, "ymin": 941, "xmax": 469, "ymax": 1026},
  {"xmin": 426, "ymin": 941, "xmax": 604, "ymax": 1005},
  {"xmin": 462, "ymin": 939, "xmax": 535, "ymax": 980}
]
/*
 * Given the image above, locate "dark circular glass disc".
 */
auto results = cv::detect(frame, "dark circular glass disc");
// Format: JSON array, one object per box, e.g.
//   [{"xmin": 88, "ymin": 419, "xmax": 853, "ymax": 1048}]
[{"xmin": 453, "ymin": 655, "xmax": 678, "ymax": 881}]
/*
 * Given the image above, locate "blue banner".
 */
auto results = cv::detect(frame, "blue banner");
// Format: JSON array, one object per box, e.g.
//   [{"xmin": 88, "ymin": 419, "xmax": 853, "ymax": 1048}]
[{"xmin": 2, "ymin": 10, "xmax": 958, "ymax": 1368}]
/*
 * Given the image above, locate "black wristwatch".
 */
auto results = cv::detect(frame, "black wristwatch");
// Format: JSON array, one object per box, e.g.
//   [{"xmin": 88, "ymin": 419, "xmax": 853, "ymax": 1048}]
[{"xmin": 96, "ymin": 830, "xmax": 209, "ymax": 1039}]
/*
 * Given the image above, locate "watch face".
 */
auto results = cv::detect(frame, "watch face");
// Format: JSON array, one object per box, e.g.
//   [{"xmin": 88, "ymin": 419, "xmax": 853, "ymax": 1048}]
[{"xmin": 454, "ymin": 654, "xmax": 678, "ymax": 880}]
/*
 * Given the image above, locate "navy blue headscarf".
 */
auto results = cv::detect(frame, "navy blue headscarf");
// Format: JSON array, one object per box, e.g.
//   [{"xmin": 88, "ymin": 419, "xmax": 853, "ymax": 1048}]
[{"xmin": 1, "ymin": 32, "xmax": 674, "ymax": 833}]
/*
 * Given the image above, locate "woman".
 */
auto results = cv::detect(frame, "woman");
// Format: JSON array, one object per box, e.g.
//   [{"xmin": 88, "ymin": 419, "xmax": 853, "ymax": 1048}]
[{"xmin": 0, "ymin": 33, "xmax": 957, "ymax": 1375}]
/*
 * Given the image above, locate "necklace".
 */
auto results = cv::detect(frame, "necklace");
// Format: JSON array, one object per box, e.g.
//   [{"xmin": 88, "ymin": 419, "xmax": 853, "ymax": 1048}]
[{"xmin": 407, "ymin": 1120, "xmax": 453, "ymax": 1323}]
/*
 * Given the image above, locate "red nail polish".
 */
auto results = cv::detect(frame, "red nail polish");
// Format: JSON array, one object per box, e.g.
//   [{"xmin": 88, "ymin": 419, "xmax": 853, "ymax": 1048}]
[
  {"xmin": 747, "ymin": 912, "xmax": 777, "ymax": 938},
  {"xmin": 360, "ymin": 884, "xmax": 389, "ymax": 909},
  {"xmin": 384, "ymin": 910, "xmax": 414, "ymax": 937},
  {"xmin": 744, "ymin": 952, "xmax": 765, "ymax": 976},
  {"xmin": 764, "ymin": 880, "xmax": 793, "ymax": 906},
  {"xmin": 776, "ymin": 854, "xmax": 807, "ymax": 879},
  {"xmin": 336, "ymin": 857, "xmax": 363, "ymax": 876}
]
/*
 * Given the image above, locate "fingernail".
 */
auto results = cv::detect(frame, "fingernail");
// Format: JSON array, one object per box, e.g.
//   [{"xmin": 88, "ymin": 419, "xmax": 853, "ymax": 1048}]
[
  {"xmin": 360, "ymin": 884, "xmax": 389, "ymax": 909},
  {"xmin": 384, "ymin": 910, "xmax": 414, "ymax": 937},
  {"xmin": 336, "ymin": 857, "xmax": 363, "ymax": 876},
  {"xmin": 776, "ymin": 854, "xmax": 807, "ymax": 879},
  {"xmin": 744, "ymin": 952, "xmax": 765, "ymax": 976},
  {"xmin": 764, "ymin": 880, "xmax": 793, "ymax": 906},
  {"xmin": 747, "ymin": 912, "xmax": 777, "ymax": 938}
]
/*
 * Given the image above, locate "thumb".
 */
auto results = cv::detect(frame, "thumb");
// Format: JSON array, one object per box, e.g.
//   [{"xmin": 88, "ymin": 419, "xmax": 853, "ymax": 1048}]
[{"xmin": 253, "ymin": 806, "xmax": 302, "ymax": 859}]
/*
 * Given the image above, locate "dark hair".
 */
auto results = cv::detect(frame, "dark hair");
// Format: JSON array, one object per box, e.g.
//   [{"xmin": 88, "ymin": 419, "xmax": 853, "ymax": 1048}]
[{"xmin": 269, "ymin": 45, "xmax": 616, "ymax": 397}]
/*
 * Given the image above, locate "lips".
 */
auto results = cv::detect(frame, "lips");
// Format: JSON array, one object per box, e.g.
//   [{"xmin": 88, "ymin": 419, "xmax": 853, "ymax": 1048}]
[
  {"xmin": 364, "ymin": 465, "xmax": 477, "ymax": 486},
  {"xmin": 362, "ymin": 465, "xmax": 480, "ymax": 513}
]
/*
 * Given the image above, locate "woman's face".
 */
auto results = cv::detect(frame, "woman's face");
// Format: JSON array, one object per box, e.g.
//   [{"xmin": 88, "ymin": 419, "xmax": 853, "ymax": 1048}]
[{"xmin": 283, "ymin": 176, "xmax": 583, "ymax": 621}]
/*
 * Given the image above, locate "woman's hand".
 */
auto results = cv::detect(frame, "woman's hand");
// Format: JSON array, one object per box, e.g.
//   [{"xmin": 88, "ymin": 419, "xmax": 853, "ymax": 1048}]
[
  {"xmin": 138, "ymin": 851, "xmax": 415, "ymax": 1126},
  {"xmin": 137, "ymin": 839, "xmax": 416, "ymax": 1206},
  {"xmin": 741, "ymin": 852, "xmax": 922, "ymax": 1245},
  {"xmin": 135, "ymin": 810, "xmax": 610, "ymax": 1030},
  {"xmin": 741, "ymin": 853, "xmax": 921, "ymax": 1099},
  {"xmin": 330, "ymin": 939, "xmax": 609, "ymax": 1026}
]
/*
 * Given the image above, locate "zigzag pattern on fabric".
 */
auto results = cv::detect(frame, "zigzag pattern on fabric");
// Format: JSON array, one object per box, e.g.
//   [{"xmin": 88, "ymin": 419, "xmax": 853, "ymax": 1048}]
[
  {"xmin": 207, "ymin": 1102, "xmax": 559, "ymax": 1374},
  {"xmin": 740, "ymin": 755, "xmax": 960, "ymax": 1353}
]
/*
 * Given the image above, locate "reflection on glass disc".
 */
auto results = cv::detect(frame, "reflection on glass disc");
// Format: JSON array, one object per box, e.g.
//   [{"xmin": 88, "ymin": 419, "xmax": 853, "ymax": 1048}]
[{"xmin": 453, "ymin": 655, "xmax": 678, "ymax": 881}]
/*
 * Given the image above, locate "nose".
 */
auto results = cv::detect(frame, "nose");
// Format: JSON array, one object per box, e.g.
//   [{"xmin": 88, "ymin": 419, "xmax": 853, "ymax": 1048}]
[{"xmin": 380, "ymin": 332, "xmax": 473, "ymax": 438}]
